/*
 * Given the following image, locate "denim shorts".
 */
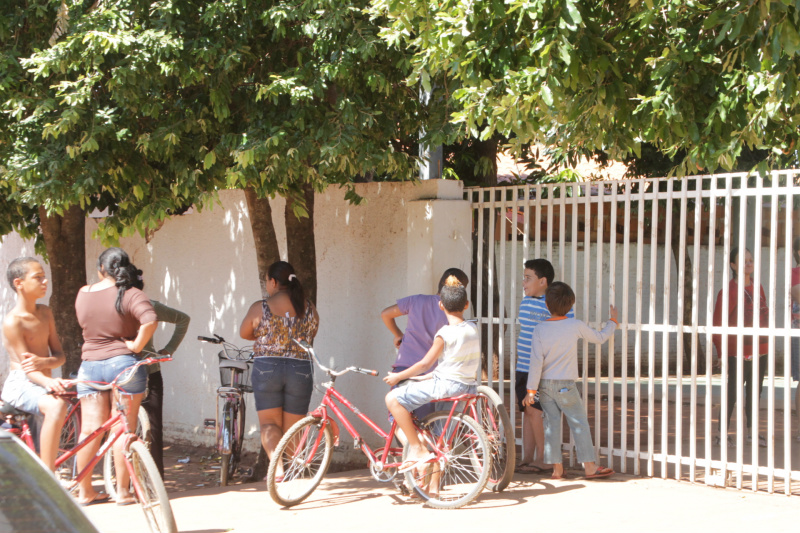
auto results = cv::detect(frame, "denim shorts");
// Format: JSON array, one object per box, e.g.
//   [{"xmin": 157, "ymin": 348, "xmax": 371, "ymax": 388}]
[
  {"xmin": 1, "ymin": 370, "xmax": 47, "ymax": 416},
  {"xmin": 391, "ymin": 375, "xmax": 476, "ymax": 413},
  {"xmin": 251, "ymin": 357, "xmax": 313, "ymax": 414},
  {"xmin": 76, "ymin": 355, "xmax": 148, "ymax": 397}
]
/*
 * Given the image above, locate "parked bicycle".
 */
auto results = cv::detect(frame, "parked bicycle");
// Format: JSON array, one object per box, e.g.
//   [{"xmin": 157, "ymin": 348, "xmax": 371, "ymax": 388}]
[
  {"xmin": 59, "ymin": 354, "xmax": 177, "ymax": 533},
  {"xmin": 199, "ymin": 334, "xmax": 254, "ymax": 486},
  {"xmin": 266, "ymin": 339, "xmax": 492, "ymax": 509}
]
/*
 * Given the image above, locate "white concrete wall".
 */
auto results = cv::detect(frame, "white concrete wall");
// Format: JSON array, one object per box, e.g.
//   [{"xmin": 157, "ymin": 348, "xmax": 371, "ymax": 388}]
[{"xmin": 0, "ymin": 180, "xmax": 471, "ymax": 457}]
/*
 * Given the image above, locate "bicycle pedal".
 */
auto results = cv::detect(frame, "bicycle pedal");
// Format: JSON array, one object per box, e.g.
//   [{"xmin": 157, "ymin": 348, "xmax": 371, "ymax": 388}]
[{"xmin": 239, "ymin": 467, "xmax": 253, "ymax": 478}]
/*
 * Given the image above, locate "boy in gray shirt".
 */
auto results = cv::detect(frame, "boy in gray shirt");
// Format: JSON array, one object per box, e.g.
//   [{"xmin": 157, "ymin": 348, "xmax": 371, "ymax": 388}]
[{"xmin": 522, "ymin": 281, "xmax": 617, "ymax": 480}]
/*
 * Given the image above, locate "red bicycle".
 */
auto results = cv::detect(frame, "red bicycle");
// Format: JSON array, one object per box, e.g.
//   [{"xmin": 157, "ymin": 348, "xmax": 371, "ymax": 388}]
[
  {"xmin": 56, "ymin": 355, "xmax": 177, "ymax": 533},
  {"xmin": 266, "ymin": 340, "xmax": 492, "ymax": 509}
]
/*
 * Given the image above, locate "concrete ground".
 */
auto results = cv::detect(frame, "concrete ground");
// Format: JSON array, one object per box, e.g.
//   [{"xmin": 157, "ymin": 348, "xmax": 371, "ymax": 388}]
[{"xmin": 83, "ymin": 468, "xmax": 798, "ymax": 533}]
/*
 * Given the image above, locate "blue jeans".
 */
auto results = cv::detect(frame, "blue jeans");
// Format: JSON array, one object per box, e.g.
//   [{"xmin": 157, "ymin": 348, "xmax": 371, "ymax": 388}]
[
  {"xmin": 539, "ymin": 379, "xmax": 596, "ymax": 465},
  {"xmin": 76, "ymin": 355, "xmax": 148, "ymax": 397},
  {"xmin": 251, "ymin": 357, "xmax": 313, "ymax": 414}
]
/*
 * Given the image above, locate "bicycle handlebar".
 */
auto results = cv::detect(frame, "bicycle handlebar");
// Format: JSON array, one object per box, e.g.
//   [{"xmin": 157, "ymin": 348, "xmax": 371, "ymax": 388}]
[{"xmin": 292, "ymin": 338, "xmax": 378, "ymax": 378}]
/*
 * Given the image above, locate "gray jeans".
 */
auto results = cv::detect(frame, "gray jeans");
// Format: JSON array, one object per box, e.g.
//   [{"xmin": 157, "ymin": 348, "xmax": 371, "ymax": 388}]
[{"xmin": 539, "ymin": 379, "xmax": 596, "ymax": 465}]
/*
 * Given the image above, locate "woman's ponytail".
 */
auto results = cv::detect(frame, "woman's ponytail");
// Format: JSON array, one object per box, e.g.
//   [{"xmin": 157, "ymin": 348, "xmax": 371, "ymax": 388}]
[{"xmin": 97, "ymin": 247, "xmax": 135, "ymax": 314}]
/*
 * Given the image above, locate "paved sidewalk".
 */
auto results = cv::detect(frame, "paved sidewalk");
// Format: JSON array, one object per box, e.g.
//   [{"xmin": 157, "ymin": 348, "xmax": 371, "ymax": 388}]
[{"xmin": 84, "ymin": 469, "xmax": 798, "ymax": 533}]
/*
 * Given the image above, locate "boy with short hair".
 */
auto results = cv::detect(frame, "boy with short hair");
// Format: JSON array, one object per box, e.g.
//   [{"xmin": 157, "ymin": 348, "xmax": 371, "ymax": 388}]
[
  {"xmin": 523, "ymin": 281, "xmax": 617, "ymax": 480},
  {"xmin": 1, "ymin": 257, "xmax": 69, "ymax": 472},
  {"xmin": 384, "ymin": 275, "xmax": 480, "ymax": 472},
  {"xmin": 515, "ymin": 259, "xmax": 572, "ymax": 474}
]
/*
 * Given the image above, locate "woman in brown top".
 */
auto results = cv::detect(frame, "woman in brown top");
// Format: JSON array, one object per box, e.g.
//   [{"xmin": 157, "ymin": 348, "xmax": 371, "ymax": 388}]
[
  {"xmin": 74, "ymin": 247, "xmax": 158, "ymax": 506},
  {"xmin": 240, "ymin": 261, "xmax": 319, "ymax": 478}
]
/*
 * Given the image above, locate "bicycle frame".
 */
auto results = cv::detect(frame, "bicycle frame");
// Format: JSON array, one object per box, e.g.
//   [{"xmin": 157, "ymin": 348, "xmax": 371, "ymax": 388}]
[{"xmin": 3, "ymin": 392, "xmax": 80, "ymax": 453}]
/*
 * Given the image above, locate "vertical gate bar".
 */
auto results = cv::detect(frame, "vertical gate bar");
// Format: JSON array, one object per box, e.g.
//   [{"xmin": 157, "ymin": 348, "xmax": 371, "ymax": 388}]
[
  {"xmin": 497, "ymin": 188, "xmax": 508, "ymax": 397},
  {"xmin": 675, "ymin": 178, "xmax": 689, "ymax": 481},
  {"xmin": 622, "ymin": 181, "xmax": 632, "ymax": 473},
  {"xmin": 783, "ymin": 173, "xmax": 793, "ymax": 495},
  {"xmin": 648, "ymin": 178, "xmax": 660, "ymax": 477},
  {"xmin": 487, "ymin": 189, "xmax": 498, "ymax": 387},
  {"xmin": 608, "ymin": 183, "xmax": 618, "ymax": 469},
  {"xmin": 735, "ymin": 175, "xmax": 747, "ymax": 489},
  {"xmin": 595, "ymin": 183, "xmax": 605, "ymax": 461},
  {"xmin": 535, "ymin": 184, "xmax": 542, "ymax": 259},
  {"xmin": 570, "ymin": 184, "xmax": 579, "ymax": 466},
  {"xmin": 690, "ymin": 176, "xmax": 703, "ymax": 483},
  {"xmin": 661, "ymin": 179, "xmax": 675, "ymax": 479},
  {"xmin": 524, "ymin": 185, "xmax": 531, "ymax": 263},
  {"xmin": 547, "ymin": 186, "xmax": 554, "ymax": 262},
  {"xmin": 766, "ymin": 172, "xmax": 779, "ymax": 493},
  {"xmin": 559, "ymin": 183, "xmax": 567, "ymax": 280},
  {"xmin": 704, "ymin": 175, "xmax": 719, "ymax": 485},
  {"xmin": 476, "ymin": 190, "xmax": 486, "ymax": 381},
  {"xmin": 751, "ymin": 173, "xmax": 764, "ymax": 492},
  {"xmin": 634, "ymin": 179, "xmax": 646, "ymax": 476},
  {"xmin": 509, "ymin": 186, "xmax": 521, "ymax": 410},
  {"xmin": 720, "ymin": 175, "xmax": 733, "ymax": 484},
  {"xmin": 581, "ymin": 180, "xmax": 592, "ymax": 468}
]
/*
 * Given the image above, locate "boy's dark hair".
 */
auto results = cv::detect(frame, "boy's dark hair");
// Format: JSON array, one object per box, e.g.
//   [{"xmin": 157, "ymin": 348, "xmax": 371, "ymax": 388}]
[
  {"xmin": 793, "ymin": 237, "xmax": 800, "ymax": 263},
  {"xmin": 6, "ymin": 257, "xmax": 39, "ymax": 290},
  {"xmin": 523, "ymin": 258, "xmax": 555, "ymax": 286},
  {"xmin": 545, "ymin": 282, "xmax": 575, "ymax": 317},
  {"xmin": 439, "ymin": 275, "xmax": 468, "ymax": 312},
  {"xmin": 437, "ymin": 268, "xmax": 469, "ymax": 293}
]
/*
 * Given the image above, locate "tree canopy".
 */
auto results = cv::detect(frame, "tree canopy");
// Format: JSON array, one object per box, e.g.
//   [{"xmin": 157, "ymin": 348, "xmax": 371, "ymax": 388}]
[{"xmin": 371, "ymin": 0, "xmax": 800, "ymax": 175}]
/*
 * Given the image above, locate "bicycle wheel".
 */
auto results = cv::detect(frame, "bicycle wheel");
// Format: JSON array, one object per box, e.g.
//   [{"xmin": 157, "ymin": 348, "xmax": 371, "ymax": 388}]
[
  {"xmin": 407, "ymin": 413, "xmax": 491, "ymax": 509},
  {"xmin": 267, "ymin": 416, "xmax": 333, "ymax": 507},
  {"xmin": 128, "ymin": 439, "xmax": 177, "ymax": 533},
  {"xmin": 474, "ymin": 385, "xmax": 515, "ymax": 492},
  {"xmin": 104, "ymin": 408, "xmax": 152, "ymax": 498},
  {"xmin": 219, "ymin": 400, "xmax": 242, "ymax": 486},
  {"xmin": 56, "ymin": 403, "xmax": 81, "ymax": 482}
]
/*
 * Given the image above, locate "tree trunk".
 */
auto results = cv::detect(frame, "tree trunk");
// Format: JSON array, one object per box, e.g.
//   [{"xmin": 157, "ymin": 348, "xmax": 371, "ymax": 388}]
[
  {"xmin": 244, "ymin": 187, "xmax": 281, "ymax": 297},
  {"xmin": 285, "ymin": 183, "xmax": 317, "ymax": 303},
  {"xmin": 246, "ymin": 184, "xmax": 316, "ymax": 481},
  {"xmin": 38, "ymin": 205, "xmax": 86, "ymax": 378}
]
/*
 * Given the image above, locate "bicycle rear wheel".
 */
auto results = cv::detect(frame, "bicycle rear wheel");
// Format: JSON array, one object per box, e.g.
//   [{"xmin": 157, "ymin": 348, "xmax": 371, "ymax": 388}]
[
  {"xmin": 56, "ymin": 403, "xmax": 81, "ymax": 482},
  {"xmin": 474, "ymin": 385, "xmax": 515, "ymax": 492},
  {"xmin": 128, "ymin": 439, "xmax": 177, "ymax": 533},
  {"xmin": 407, "ymin": 413, "xmax": 491, "ymax": 509},
  {"xmin": 104, "ymin": 408, "xmax": 152, "ymax": 499},
  {"xmin": 267, "ymin": 416, "xmax": 333, "ymax": 507}
]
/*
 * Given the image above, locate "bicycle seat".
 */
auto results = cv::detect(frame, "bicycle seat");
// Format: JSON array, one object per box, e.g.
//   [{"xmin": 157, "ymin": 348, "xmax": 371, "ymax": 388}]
[
  {"xmin": 219, "ymin": 360, "xmax": 250, "ymax": 371},
  {"xmin": 0, "ymin": 402, "xmax": 29, "ymax": 417}
]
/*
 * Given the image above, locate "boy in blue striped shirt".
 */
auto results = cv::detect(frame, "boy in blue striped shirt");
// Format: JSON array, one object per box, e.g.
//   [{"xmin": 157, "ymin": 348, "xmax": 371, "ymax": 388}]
[{"xmin": 515, "ymin": 259, "xmax": 573, "ymax": 474}]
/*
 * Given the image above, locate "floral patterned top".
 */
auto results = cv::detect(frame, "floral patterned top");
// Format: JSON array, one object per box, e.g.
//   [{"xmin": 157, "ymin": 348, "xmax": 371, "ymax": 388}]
[{"xmin": 253, "ymin": 298, "xmax": 318, "ymax": 359}]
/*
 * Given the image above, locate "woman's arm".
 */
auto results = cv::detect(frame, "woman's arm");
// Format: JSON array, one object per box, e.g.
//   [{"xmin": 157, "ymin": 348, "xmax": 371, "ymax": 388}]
[
  {"xmin": 125, "ymin": 321, "xmax": 158, "ymax": 354},
  {"xmin": 383, "ymin": 336, "xmax": 444, "ymax": 386},
  {"xmin": 152, "ymin": 301, "xmax": 190, "ymax": 354},
  {"xmin": 381, "ymin": 304, "xmax": 405, "ymax": 349},
  {"xmin": 239, "ymin": 301, "xmax": 263, "ymax": 341}
]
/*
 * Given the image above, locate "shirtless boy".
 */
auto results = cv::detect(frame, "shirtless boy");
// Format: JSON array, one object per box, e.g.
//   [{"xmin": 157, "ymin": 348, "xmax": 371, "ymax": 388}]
[{"xmin": 1, "ymin": 257, "xmax": 69, "ymax": 471}]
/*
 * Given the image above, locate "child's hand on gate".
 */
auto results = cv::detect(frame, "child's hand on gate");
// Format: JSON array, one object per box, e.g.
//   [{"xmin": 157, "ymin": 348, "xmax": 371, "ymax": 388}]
[
  {"xmin": 609, "ymin": 304, "xmax": 618, "ymax": 324},
  {"xmin": 384, "ymin": 372, "xmax": 401, "ymax": 387}
]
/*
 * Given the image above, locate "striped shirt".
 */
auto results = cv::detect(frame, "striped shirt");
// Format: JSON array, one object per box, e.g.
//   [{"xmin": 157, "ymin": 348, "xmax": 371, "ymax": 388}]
[
  {"xmin": 515, "ymin": 296, "xmax": 574, "ymax": 372},
  {"xmin": 433, "ymin": 321, "xmax": 480, "ymax": 385}
]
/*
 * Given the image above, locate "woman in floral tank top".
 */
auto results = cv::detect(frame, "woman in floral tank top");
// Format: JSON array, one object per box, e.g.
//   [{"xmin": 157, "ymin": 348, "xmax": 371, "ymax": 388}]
[{"xmin": 239, "ymin": 261, "xmax": 319, "ymax": 476}]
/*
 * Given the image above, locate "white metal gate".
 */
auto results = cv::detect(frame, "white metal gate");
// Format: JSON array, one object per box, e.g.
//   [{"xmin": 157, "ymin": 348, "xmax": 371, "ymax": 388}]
[{"xmin": 467, "ymin": 171, "xmax": 800, "ymax": 494}]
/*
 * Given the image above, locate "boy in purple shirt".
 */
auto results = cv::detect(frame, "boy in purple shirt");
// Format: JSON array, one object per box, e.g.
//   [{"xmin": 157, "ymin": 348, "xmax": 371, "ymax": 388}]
[{"xmin": 380, "ymin": 268, "xmax": 469, "ymax": 417}]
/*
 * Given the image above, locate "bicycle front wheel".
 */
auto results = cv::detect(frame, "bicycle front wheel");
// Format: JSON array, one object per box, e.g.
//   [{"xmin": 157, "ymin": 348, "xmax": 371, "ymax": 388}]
[
  {"xmin": 219, "ymin": 400, "xmax": 239, "ymax": 486},
  {"xmin": 474, "ymin": 385, "xmax": 515, "ymax": 492},
  {"xmin": 407, "ymin": 413, "xmax": 491, "ymax": 509},
  {"xmin": 128, "ymin": 440, "xmax": 177, "ymax": 533},
  {"xmin": 104, "ymin": 408, "xmax": 152, "ymax": 499},
  {"xmin": 267, "ymin": 416, "xmax": 333, "ymax": 507}
]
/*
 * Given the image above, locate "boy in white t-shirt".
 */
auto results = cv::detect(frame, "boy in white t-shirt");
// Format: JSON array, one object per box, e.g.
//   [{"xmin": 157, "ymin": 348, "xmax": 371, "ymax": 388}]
[{"xmin": 384, "ymin": 275, "xmax": 480, "ymax": 473}]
